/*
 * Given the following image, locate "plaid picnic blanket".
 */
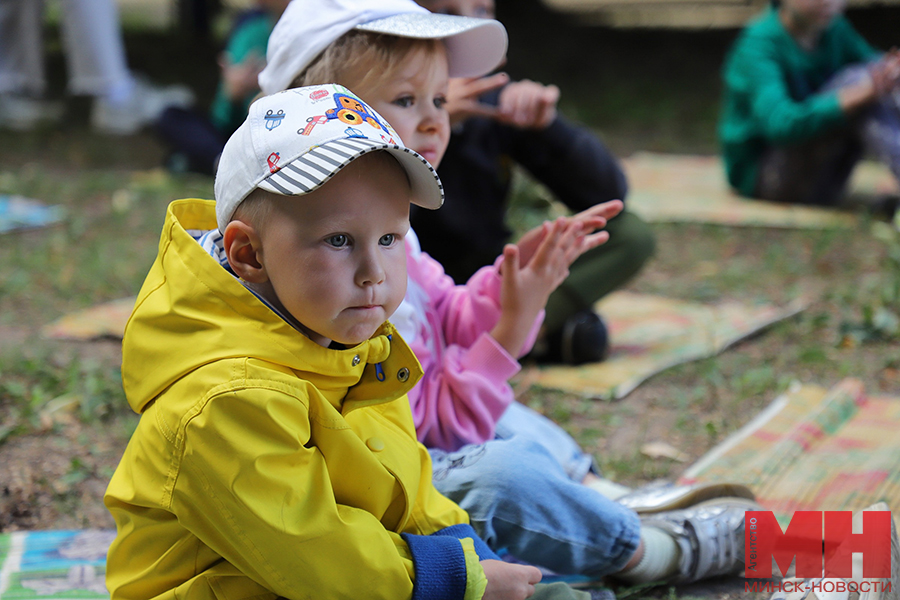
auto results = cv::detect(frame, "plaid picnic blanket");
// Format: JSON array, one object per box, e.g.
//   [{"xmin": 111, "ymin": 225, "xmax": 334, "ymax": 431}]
[
  {"xmin": 679, "ymin": 378, "xmax": 900, "ymax": 527},
  {"xmin": 520, "ymin": 292, "xmax": 805, "ymax": 400}
]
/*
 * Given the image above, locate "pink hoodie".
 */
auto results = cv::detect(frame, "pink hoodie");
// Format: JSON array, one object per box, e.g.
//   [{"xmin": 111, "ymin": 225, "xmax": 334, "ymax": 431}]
[{"xmin": 391, "ymin": 231, "xmax": 543, "ymax": 452}]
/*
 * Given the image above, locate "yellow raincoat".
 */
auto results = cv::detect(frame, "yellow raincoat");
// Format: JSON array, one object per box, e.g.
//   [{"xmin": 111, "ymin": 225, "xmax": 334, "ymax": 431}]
[{"xmin": 105, "ymin": 199, "xmax": 486, "ymax": 600}]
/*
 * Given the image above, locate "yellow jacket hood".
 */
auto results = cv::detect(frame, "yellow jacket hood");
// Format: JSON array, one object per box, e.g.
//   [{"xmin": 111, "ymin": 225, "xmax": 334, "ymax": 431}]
[{"xmin": 122, "ymin": 198, "xmax": 413, "ymax": 414}]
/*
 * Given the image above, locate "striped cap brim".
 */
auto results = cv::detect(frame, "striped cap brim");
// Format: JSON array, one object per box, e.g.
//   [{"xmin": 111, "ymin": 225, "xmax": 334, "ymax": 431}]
[{"xmin": 258, "ymin": 136, "xmax": 443, "ymax": 210}]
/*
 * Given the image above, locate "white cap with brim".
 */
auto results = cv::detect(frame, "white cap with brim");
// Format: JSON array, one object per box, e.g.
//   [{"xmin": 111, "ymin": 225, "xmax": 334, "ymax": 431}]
[
  {"xmin": 214, "ymin": 84, "xmax": 443, "ymax": 233},
  {"xmin": 259, "ymin": 0, "xmax": 508, "ymax": 96}
]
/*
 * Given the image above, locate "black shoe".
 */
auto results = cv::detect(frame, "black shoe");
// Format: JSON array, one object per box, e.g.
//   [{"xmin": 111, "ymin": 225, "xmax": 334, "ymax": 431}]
[{"xmin": 540, "ymin": 310, "xmax": 610, "ymax": 365}]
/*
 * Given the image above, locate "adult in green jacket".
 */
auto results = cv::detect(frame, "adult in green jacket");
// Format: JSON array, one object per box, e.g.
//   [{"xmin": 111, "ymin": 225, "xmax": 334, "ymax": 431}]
[{"xmin": 719, "ymin": 0, "xmax": 900, "ymax": 205}]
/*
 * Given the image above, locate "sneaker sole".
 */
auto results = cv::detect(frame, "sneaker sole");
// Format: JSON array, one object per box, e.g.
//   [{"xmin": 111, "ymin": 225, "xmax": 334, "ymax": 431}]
[{"xmin": 618, "ymin": 483, "xmax": 757, "ymax": 514}]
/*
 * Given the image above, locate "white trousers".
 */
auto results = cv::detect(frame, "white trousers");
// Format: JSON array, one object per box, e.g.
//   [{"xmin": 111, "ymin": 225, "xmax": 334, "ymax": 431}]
[{"xmin": 0, "ymin": 0, "xmax": 133, "ymax": 97}]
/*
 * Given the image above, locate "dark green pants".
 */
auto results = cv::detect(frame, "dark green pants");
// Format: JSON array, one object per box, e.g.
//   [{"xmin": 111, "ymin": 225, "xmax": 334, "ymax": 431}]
[
  {"xmin": 529, "ymin": 582, "xmax": 593, "ymax": 600},
  {"xmin": 543, "ymin": 209, "xmax": 656, "ymax": 334}
]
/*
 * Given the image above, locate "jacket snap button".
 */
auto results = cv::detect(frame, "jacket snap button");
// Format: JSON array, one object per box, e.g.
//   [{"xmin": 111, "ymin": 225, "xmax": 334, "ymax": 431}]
[
  {"xmin": 366, "ymin": 437, "xmax": 385, "ymax": 452},
  {"xmin": 351, "ymin": 355, "xmax": 361, "ymax": 366},
  {"xmin": 397, "ymin": 367, "xmax": 410, "ymax": 382}
]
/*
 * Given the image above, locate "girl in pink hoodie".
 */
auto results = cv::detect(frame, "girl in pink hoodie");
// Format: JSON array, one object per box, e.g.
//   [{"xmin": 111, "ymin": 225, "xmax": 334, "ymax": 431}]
[{"xmin": 261, "ymin": 0, "xmax": 758, "ymax": 583}]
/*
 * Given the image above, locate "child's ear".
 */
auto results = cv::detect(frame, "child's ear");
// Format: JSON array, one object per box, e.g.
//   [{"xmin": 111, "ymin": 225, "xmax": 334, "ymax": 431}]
[{"xmin": 223, "ymin": 220, "xmax": 268, "ymax": 283}]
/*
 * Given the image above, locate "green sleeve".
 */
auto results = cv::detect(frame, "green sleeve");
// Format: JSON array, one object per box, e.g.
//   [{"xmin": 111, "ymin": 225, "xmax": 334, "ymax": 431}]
[
  {"xmin": 726, "ymin": 34, "xmax": 845, "ymax": 145},
  {"xmin": 209, "ymin": 15, "xmax": 273, "ymax": 134}
]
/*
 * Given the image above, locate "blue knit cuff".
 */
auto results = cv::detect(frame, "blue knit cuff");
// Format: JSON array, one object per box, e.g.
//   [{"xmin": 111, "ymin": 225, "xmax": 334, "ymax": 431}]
[
  {"xmin": 402, "ymin": 532, "xmax": 468, "ymax": 600},
  {"xmin": 431, "ymin": 524, "xmax": 500, "ymax": 561}
]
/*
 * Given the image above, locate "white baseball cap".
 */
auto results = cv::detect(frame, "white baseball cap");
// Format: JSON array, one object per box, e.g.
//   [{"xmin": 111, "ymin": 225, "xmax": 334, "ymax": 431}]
[
  {"xmin": 259, "ymin": 0, "xmax": 508, "ymax": 96},
  {"xmin": 214, "ymin": 84, "xmax": 443, "ymax": 232}
]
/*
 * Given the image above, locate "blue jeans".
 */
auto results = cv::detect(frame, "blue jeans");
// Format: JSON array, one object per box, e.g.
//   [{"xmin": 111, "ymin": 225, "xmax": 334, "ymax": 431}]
[{"xmin": 429, "ymin": 402, "xmax": 641, "ymax": 577}]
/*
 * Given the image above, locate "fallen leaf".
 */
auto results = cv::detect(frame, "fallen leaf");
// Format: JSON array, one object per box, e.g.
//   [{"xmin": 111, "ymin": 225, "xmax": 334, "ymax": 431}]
[{"xmin": 641, "ymin": 441, "xmax": 689, "ymax": 462}]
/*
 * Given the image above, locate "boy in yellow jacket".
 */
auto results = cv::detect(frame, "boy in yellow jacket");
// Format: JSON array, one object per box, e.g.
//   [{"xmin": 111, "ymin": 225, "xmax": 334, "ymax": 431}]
[{"xmin": 103, "ymin": 83, "xmax": 600, "ymax": 600}]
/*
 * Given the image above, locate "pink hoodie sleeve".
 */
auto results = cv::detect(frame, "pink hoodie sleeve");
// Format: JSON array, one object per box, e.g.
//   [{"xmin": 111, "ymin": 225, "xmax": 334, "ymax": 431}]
[{"xmin": 405, "ymin": 246, "xmax": 543, "ymax": 452}]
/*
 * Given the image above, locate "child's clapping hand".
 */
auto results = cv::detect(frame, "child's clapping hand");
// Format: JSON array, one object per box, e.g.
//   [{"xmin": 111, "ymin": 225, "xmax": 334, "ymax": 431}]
[
  {"xmin": 445, "ymin": 76, "xmax": 560, "ymax": 129},
  {"xmin": 490, "ymin": 200, "xmax": 623, "ymax": 358},
  {"xmin": 480, "ymin": 560, "xmax": 542, "ymax": 600},
  {"xmin": 496, "ymin": 79, "xmax": 559, "ymax": 129}
]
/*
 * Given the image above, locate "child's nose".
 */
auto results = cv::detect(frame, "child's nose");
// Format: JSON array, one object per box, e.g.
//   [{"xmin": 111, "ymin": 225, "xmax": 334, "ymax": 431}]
[
  {"xmin": 419, "ymin": 105, "xmax": 446, "ymax": 133},
  {"xmin": 356, "ymin": 250, "xmax": 386, "ymax": 287}
]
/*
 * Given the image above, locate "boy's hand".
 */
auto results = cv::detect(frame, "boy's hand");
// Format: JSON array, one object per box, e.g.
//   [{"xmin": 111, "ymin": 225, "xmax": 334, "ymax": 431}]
[
  {"xmin": 480, "ymin": 560, "xmax": 542, "ymax": 600},
  {"xmin": 496, "ymin": 80, "xmax": 559, "ymax": 129},
  {"xmin": 219, "ymin": 51, "xmax": 266, "ymax": 102},
  {"xmin": 445, "ymin": 73, "xmax": 510, "ymax": 126}
]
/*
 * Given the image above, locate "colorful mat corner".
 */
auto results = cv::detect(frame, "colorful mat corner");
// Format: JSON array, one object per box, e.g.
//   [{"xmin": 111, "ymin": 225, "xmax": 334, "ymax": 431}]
[{"xmin": 0, "ymin": 530, "xmax": 113, "ymax": 600}]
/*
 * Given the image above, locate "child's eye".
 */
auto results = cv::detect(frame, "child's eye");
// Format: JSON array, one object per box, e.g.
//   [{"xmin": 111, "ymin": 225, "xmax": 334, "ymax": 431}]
[
  {"xmin": 326, "ymin": 234, "xmax": 348, "ymax": 247},
  {"xmin": 379, "ymin": 234, "xmax": 396, "ymax": 246},
  {"xmin": 392, "ymin": 96, "xmax": 414, "ymax": 108},
  {"xmin": 434, "ymin": 95, "xmax": 448, "ymax": 110}
]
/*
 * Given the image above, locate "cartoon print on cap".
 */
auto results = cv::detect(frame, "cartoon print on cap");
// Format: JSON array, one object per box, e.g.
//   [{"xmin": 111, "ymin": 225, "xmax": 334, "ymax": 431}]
[
  {"xmin": 265, "ymin": 109, "xmax": 286, "ymax": 131},
  {"xmin": 326, "ymin": 93, "xmax": 389, "ymax": 132},
  {"xmin": 299, "ymin": 115, "xmax": 328, "ymax": 136},
  {"xmin": 267, "ymin": 152, "xmax": 281, "ymax": 173},
  {"xmin": 345, "ymin": 127, "xmax": 366, "ymax": 139}
]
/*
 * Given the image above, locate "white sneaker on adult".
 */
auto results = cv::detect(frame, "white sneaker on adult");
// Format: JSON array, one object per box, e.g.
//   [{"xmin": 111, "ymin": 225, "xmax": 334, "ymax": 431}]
[
  {"xmin": 91, "ymin": 76, "xmax": 194, "ymax": 135},
  {"xmin": 0, "ymin": 94, "xmax": 64, "ymax": 131}
]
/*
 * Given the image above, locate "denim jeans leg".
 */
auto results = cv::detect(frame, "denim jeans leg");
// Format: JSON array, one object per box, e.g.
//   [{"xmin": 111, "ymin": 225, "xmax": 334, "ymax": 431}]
[
  {"xmin": 493, "ymin": 401, "xmax": 595, "ymax": 483},
  {"xmin": 825, "ymin": 63, "xmax": 900, "ymax": 184},
  {"xmin": 430, "ymin": 436, "xmax": 641, "ymax": 577}
]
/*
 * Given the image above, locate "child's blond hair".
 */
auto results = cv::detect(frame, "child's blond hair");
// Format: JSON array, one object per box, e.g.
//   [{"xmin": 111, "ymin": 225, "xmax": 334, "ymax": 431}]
[{"xmin": 290, "ymin": 30, "xmax": 441, "ymax": 91}]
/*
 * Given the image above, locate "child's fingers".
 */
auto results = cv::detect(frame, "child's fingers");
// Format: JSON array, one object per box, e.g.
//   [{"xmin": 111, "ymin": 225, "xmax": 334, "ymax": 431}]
[
  {"xmin": 461, "ymin": 100, "xmax": 501, "ymax": 120},
  {"xmin": 500, "ymin": 243, "xmax": 520, "ymax": 291},
  {"xmin": 580, "ymin": 200, "xmax": 624, "ymax": 222},
  {"xmin": 535, "ymin": 85, "xmax": 560, "ymax": 126},
  {"xmin": 576, "ymin": 216, "xmax": 608, "ymax": 233},
  {"xmin": 530, "ymin": 218, "xmax": 565, "ymax": 268},
  {"xmin": 460, "ymin": 72, "xmax": 509, "ymax": 99},
  {"xmin": 582, "ymin": 230, "xmax": 611, "ymax": 251}
]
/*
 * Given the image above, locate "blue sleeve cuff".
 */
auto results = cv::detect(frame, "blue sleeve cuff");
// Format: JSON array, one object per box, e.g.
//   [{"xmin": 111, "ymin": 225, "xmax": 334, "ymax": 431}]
[
  {"xmin": 402, "ymin": 532, "xmax": 468, "ymax": 600},
  {"xmin": 431, "ymin": 523, "xmax": 501, "ymax": 561}
]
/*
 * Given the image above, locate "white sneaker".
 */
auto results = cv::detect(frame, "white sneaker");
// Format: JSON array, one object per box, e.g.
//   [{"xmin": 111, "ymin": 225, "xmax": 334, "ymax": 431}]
[
  {"xmin": 0, "ymin": 94, "xmax": 64, "ymax": 131},
  {"xmin": 91, "ymin": 76, "xmax": 194, "ymax": 135},
  {"xmin": 640, "ymin": 497, "xmax": 762, "ymax": 583}
]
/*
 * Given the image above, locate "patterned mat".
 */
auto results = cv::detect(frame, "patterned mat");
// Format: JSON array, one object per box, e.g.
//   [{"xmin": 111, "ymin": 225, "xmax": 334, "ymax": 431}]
[
  {"xmin": 0, "ymin": 530, "xmax": 113, "ymax": 600},
  {"xmin": 679, "ymin": 378, "xmax": 900, "ymax": 527},
  {"xmin": 520, "ymin": 291, "xmax": 806, "ymax": 400},
  {"xmin": 622, "ymin": 152, "xmax": 897, "ymax": 228},
  {"xmin": 0, "ymin": 196, "xmax": 65, "ymax": 235}
]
